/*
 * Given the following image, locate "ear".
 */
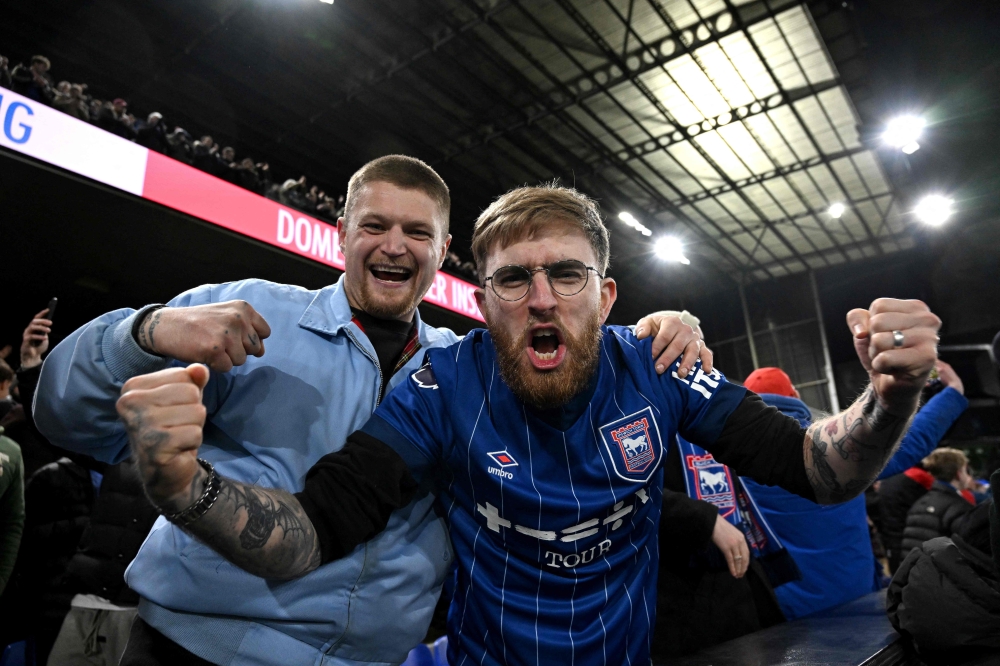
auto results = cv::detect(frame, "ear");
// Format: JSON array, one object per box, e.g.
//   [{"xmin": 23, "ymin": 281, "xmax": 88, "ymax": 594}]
[
  {"xmin": 438, "ymin": 234, "xmax": 452, "ymax": 269},
  {"xmin": 474, "ymin": 288, "xmax": 492, "ymax": 325},
  {"xmin": 598, "ymin": 277, "xmax": 617, "ymax": 325},
  {"xmin": 337, "ymin": 218, "xmax": 348, "ymax": 255}
]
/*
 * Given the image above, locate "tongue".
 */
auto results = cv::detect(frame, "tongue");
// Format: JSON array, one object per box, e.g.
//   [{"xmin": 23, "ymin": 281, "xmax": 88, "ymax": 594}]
[{"xmin": 533, "ymin": 335, "xmax": 558, "ymax": 354}]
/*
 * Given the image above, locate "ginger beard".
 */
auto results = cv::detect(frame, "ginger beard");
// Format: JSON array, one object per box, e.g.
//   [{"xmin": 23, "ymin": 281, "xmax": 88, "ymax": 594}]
[{"xmin": 491, "ymin": 307, "xmax": 604, "ymax": 410}]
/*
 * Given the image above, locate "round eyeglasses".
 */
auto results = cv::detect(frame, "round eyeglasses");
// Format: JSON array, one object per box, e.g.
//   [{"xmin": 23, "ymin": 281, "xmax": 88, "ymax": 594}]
[{"xmin": 483, "ymin": 259, "xmax": 604, "ymax": 302}]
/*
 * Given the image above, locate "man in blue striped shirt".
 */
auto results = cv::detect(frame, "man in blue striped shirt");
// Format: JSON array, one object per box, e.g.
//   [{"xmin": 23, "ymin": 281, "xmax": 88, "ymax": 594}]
[{"xmin": 116, "ymin": 184, "xmax": 943, "ymax": 665}]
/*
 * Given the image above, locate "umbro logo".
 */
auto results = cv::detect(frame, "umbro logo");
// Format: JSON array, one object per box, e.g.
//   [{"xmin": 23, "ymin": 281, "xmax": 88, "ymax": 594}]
[
  {"xmin": 487, "ymin": 450, "xmax": 518, "ymax": 480},
  {"xmin": 487, "ymin": 450, "xmax": 518, "ymax": 468}
]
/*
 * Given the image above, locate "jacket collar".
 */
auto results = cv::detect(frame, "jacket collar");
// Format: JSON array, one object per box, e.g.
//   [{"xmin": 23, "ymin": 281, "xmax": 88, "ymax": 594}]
[{"xmin": 297, "ymin": 274, "xmax": 448, "ymax": 348}]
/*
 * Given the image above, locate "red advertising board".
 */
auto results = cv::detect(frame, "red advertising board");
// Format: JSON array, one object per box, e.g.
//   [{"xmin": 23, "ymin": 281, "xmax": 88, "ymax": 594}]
[{"xmin": 0, "ymin": 88, "xmax": 484, "ymax": 322}]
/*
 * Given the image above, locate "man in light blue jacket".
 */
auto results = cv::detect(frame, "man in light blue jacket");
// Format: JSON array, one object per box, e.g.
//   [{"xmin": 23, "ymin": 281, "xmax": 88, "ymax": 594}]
[{"xmin": 34, "ymin": 155, "xmax": 707, "ymax": 666}]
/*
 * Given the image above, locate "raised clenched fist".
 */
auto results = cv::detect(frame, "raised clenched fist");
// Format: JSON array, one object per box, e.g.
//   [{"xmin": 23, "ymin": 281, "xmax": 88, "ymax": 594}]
[
  {"xmin": 117, "ymin": 364, "xmax": 210, "ymax": 512},
  {"xmin": 846, "ymin": 299, "xmax": 941, "ymax": 413},
  {"xmin": 137, "ymin": 300, "xmax": 271, "ymax": 372}
]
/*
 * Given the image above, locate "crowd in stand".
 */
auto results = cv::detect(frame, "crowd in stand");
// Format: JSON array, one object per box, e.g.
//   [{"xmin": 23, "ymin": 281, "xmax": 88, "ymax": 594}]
[{"xmin": 0, "ymin": 52, "xmax": 480, "ymax": 282}]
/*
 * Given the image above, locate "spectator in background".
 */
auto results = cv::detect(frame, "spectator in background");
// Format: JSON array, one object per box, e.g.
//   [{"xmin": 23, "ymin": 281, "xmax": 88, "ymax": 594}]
[
  {"xmin": 0, "ymin": 55, "xmax": 12, "ymax": 89},
  {"xmin": 88, "ymin": 98, "xmax": 106, "ymax": 125},
  {"xmin": 165, "ymin": 127, "xmax": 193, "ymax": 164},
  {"xmin": 191, "ymin": 135, "xmax": 218, "ymax": 174},
  {"xmin": 46, "ymin": 456, "xmax": 159, "ymax": 666},
  {"xmin": 136, "ymin": 112, "xmax": 168, "ymax": 153},
  {"xmin": 1, "ymin": 310, "xmax": 60, "ymax": 479},
  {"xmin": 739, "ymin": 363, "xmax": 968, "ymax": 620},
  {"xmin": 11, "ymin": 55, "xmax": 53, "ymax": 103},
  {"xmin": 0, "ymin": 359, "xmax": 14, "ymax": 422},
  {"xmin": 217, "ymin": 146, "xmax": 238, "ymax": 183},
  {"xmin": 233, "ymin": 157, "xmax": 261, "ymax": 193},
  {"xmin": 0, "ymin": 424, "xmax": 24, "ymax": 597},
  {"xmin": 901, "ymin": 448, "xmax": 977, "ymax": 557}
]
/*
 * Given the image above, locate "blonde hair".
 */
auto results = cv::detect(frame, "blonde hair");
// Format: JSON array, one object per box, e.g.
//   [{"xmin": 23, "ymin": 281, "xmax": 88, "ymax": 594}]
[
  {"xmin": 344, "ymin": 155, "xmax": 450, "ymax": 233},
  {"xmin": 922, "ymin": 447, "xmax": 969, "ymax": 482},
  {"xmin": 471, "ymin": 184, "xmax": 610, "ymax": 280}
]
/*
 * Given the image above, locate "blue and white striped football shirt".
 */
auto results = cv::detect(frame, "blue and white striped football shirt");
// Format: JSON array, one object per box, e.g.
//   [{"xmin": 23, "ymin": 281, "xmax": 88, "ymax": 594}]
[{"xmin": 362, "ymin": 325, "xmax": 745, "ymax": 665}]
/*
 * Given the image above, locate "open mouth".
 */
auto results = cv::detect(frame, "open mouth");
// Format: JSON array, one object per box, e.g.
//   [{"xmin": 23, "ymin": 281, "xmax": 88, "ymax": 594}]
[
  {"xmin": 526, "ymin": 325, "xmax": 566, "ymax": 370},
  {"xmin": 369, "ymin": 264, "xmax": 414, "ymax": 284}
]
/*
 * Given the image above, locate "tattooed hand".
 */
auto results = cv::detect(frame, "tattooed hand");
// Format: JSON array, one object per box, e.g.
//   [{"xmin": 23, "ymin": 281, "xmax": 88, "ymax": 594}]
[
  {"xmin": 846, "ymin": 298, "xmax": 940, "ymax": 415},
  {"xmin": 803, "ymin": 299, "xmax": 940, "ymax": 504},
  {"xmin": 117, "ymin": 364, "xmax": 210, "ymax": 512},
  {"xmin": 118, "ymin": 363, "xmax": 321, "ymax": 578},
  {"xmin": 136, "ymin": 300, "xmax": 271, "ymax": 372}
]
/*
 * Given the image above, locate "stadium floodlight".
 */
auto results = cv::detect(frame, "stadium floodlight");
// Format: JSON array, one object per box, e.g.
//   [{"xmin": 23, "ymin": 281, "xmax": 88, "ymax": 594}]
[
  {"xmin": 884, "ymin": 115, "xmax": 925, "ymax": 154},
  {"xmin": 319, "ymin": 0, "xmax": 334, "ymax": 4},
  {"xmin": 618, "ymin": 211, "xmax": 637, "ymax": 227},
  {"xmin": 914, "ymin": 194, "xmax": 954, "ymax": 227},
  {"xmin": 654, "ymin": 236, "xmax": 690, "ymax": 265},
  {"xmin": 828, "ymin": 202, "xmax": 846, "ymax": 219}
]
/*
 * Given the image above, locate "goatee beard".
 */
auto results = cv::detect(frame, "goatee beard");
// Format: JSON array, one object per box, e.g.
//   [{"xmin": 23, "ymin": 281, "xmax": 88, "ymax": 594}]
[
  {"xmin": 492, "ymin": 309, "xmax": 603, "ymax": 410},
  {"xmin": 356, "ymin": 263, "xmax": 423, "ymax": 320}
]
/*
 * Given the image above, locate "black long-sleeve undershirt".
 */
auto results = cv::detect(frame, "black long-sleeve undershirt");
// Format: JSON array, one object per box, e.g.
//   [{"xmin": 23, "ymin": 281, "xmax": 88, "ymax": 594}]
[{"xmin": 296, "ymin": 391, "xmax": 813, "ymax": 565}]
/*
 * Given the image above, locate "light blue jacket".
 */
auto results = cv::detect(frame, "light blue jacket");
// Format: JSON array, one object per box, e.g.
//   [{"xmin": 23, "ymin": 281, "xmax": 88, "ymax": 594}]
[{"xmin": 34, "ymin": 277, "xmax": 458, "ymax": 666}]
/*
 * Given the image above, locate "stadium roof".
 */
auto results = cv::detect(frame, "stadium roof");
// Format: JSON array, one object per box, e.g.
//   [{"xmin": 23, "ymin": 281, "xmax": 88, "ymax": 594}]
[{"xmin": 2, "ymin": 0, "xmax": 964, "ymax": 296}]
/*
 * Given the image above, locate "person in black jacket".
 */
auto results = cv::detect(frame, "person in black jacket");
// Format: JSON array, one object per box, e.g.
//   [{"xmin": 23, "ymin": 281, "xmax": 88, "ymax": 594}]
[
  {"xmin": 651, "ymin": 444, "xmax": 785, "ymax": 659},
  {"xmin": 901, "ymin": 448, "xmax": 975, "ymax": 557},
  {"xmin": 46, "ymin": 459, "xmax": 159, "ymax": 666}
]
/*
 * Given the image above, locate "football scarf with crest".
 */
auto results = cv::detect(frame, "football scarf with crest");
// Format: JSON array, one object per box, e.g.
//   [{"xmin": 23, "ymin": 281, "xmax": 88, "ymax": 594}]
[{"xmin": 677, "ymin": 436, "xmax": 800, "ymax": 587}]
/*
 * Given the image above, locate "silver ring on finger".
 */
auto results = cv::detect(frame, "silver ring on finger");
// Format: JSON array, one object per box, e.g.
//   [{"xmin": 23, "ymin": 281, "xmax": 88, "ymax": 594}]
[
  {"xmin": 734, "ymin": 555, "xmax": 743, "ymax": 560},
  {"xmin": 892, "ymin": 330, "xmax": 904, "ymax": 348}
]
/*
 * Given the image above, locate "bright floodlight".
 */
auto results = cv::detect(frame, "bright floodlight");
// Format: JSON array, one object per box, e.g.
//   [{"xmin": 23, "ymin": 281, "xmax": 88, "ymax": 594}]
[
  {"xmin": 319, "ymin": 0, "xmax": 334, "ymax": 4},
  {"xmin": 618, "ymin": 212, "xmax": 637, "ymax": 226},
  {"xmin": 828, "ymin": 202, "xmax": 846, "ymax": 219},
  {"xmin": 914, "ymin": 195, "xmax": 954, "ymax": 226},
  {"xmin": 654, "ymin": 236, "xmax": 690, "ymax": 264},
  {"xmin": 884, "ymin": 115, "xmax": 925, "ymax": 153}
]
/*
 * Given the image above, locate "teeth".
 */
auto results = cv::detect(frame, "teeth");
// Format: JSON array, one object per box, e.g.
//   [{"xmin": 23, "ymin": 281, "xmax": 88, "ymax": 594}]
[
  {"xmin": 374, "ymin": 266, "xmax": 410, "ymax": 273},
  {"xmin": 535, "ymin": 350, "xmax": 557, "ymax": 360},
  {"xmin": 536, "ymin": 331, "xmax": 555, "ymax": 337}
]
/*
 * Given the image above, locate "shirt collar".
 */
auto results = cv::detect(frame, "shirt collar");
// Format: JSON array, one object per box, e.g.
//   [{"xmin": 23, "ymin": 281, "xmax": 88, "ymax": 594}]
[{"xmin": 298, "ymin": 273, "xmax": 446, "ymax": 347}]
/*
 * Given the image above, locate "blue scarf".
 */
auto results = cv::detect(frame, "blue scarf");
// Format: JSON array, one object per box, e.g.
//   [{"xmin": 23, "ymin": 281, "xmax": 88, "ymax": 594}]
[{"xmin": 677, "ymin": 436, "xmax": 800, "ymax": 587}]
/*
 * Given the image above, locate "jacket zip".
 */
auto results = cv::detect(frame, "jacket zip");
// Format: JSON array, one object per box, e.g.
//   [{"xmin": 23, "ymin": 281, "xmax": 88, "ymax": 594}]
[{"xmin": 344, "ymin": 327, "xmax": 385, "ymax": 406}]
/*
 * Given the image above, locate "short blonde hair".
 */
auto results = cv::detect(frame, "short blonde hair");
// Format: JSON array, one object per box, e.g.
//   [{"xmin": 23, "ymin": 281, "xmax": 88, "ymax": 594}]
[
  {"xmin": 922, "ymin": 447, "xmax": 969, "ymax": 482},
  {"xmin": 344, "ymin": 155, "xmax": 450, "ymax": 234},
  {"xmin": 471, "ymin": 184, "xmax": 610, "ymax": 280}
]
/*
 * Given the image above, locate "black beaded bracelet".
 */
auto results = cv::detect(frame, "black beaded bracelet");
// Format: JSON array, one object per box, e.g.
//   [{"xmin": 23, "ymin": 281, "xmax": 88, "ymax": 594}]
[{"xmin": 162, "ymin": 459, "xmax": 222, "ymax": 527}]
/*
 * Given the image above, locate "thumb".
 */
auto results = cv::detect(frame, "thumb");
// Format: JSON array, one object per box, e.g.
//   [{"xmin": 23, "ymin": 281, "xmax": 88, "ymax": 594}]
[
  {"xmin": 846, "ymin": 309, "xmax": 873, "ymax": 373},
  {"xmin": 846, "ymin": 308, "xmax": 870, "ymax": 339},
  {"xmin": 186, "ymin": 363, "xmax": 211, "ymax": 390}
]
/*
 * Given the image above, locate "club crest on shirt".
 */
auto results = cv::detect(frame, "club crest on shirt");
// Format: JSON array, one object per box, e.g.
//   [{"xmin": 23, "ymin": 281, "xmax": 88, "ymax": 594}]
[
  {"xmin": 686, "ymin": 453, "xmax": 736, "ymax": 518},
  {"xmin": 599, "ymin": 407, "xmax": 663, "ymax": 483}
]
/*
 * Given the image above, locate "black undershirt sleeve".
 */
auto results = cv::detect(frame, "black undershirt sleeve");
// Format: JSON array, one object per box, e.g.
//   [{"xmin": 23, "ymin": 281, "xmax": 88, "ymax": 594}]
[
  {"xmin": 295, "ymin": 431, "xmax": 418, "ymax": 564},
  {"xmin": 707, "ymin": 392, "xmax": 817, "ymax": 502}
]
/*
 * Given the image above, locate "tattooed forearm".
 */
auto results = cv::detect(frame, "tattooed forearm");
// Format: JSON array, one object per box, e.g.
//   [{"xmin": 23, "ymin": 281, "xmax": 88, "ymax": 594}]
[
  {"xmin": 804, "ymin": 387, "xmax": 910, "ymax": 504},
  {"xmin": 178, "ymin": 476, "xmax": 322, "ymax": 580}
]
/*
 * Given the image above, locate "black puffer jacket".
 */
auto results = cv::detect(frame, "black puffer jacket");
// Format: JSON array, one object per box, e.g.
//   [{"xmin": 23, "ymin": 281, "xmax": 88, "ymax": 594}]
[
  {"xmin": 901, "ymin": 482, "xmax": 975, "ymax": 556},
  {"xmin": 62, "ymin": 459, "xmax": 159, "ymax": 605},
  {"xmin": 887, "ymin": 535, "xmax": 1000, "ymax": 661}
]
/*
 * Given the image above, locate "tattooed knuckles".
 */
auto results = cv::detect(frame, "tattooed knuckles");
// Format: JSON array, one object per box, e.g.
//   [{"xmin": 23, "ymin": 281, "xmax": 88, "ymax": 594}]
[{"xmin": 145, "ymin": 301, "xmax": 270, "ymax": 372}]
